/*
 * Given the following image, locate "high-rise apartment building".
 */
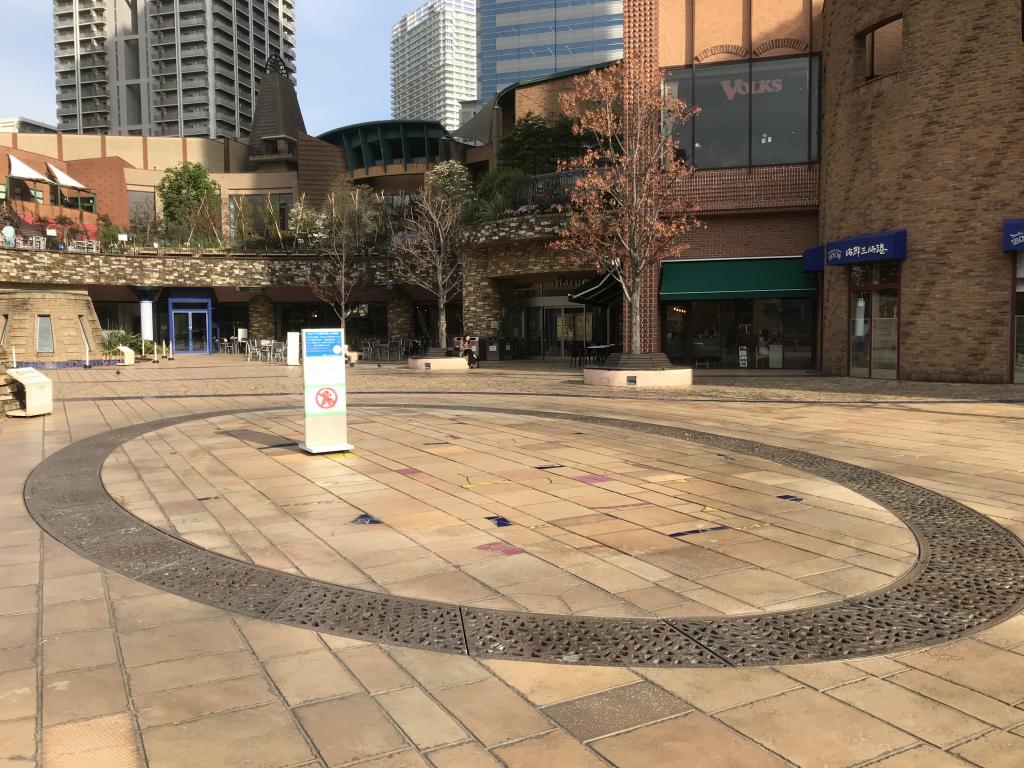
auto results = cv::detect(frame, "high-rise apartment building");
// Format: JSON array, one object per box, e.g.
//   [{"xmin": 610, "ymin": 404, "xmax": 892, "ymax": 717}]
[
  {"xmin": 477, "ymin": 0, "xmax": 623, "ymax": 100},
  {"xmin": 391, "ymin": 0, "xmax": 476, "ymax": 132},
  {"xmin": 53, "ymin": 0, "xmax": 296, "ymax": 138}
]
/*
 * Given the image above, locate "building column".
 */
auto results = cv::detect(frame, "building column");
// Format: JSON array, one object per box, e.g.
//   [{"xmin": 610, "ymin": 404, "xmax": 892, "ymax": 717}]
[
  {"xmin": 622, "ymin": 262, "xmax": 661, "ymax": 354},
  {"xmin": 386, "ymin": 294, "xmax": 415, "ymax": 340},
  {"xmin": 248, "ymin": 294, "xmax": 275, "ymax": 340},
  {"xmin": 133, "ymin": 288, "xmax": 159, "ymax": 341}
]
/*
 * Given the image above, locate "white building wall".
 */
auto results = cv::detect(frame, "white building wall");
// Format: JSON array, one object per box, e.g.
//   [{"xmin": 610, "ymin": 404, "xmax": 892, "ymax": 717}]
[{"xmin": 391, "ymin": 0, "xmax": 477, "ymax": 132}]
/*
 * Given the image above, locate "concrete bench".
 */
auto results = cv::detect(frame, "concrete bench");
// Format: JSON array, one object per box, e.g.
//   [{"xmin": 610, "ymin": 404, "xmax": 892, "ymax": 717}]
[
  {"xmin": 117, "ymin": 346, "xmax": 135, "ymax": 366},
  {"xmin": 407, "ymin": 356, "xmax": 469, "ymax": 372},
  {"xmin": 6, "ymin": 367, "xmax": 53, "ymax": 417}
]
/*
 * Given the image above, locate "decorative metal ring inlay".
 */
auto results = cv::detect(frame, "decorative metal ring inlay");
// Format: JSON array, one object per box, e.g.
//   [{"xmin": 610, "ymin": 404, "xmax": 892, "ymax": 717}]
[{"xmin": 23, "ymin": 404, "xmax": 1024, "ymax": 667}]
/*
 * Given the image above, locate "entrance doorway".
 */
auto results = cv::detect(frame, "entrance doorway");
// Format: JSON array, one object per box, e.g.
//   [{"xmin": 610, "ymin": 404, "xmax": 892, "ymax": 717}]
[
  {"xmin": 849, "ymin": 263, "xmax": 899, "ymax": 379},
  {"xmin": 172, "ymin": 310, "xmax": 210, "ymax": 354},
  {"xmin": 1015, "ymin": 254, "xmax": 1023, "ymax": 383}
]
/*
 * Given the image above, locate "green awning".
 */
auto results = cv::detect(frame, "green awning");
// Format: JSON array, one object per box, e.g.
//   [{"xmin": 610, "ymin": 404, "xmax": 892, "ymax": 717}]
[{"xmin": 660, "ymin": 257, "xmax": 817, "ymax": 301}]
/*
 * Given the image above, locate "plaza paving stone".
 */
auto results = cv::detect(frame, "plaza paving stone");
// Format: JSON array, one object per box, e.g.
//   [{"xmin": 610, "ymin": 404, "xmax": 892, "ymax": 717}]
[{"xmin": 1, "ymin": 356, "xmax": 1023, "ymax": 766}]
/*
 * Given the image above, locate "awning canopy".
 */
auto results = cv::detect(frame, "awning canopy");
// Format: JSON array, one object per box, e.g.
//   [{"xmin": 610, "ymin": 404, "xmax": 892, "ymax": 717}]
[
  {"xmin": 569, "ymin": 272, "xmax": 622, "ymax": 306},
  {"xmin": 8, "ymin": 155, "xmax": 51, "ymax": 183},
  {"xmin": 660, "ymin": 257, "xmax": 818, "ymax": 301},
  {"xmin": 47, "ymin": 163, "xmax": 90, "ymax": 191}
]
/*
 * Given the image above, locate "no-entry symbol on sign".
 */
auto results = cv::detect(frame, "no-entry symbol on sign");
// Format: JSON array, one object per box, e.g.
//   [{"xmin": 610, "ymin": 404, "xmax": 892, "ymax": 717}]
[{"xmin": 315, "ymin": 387, "xmax": 338, "ymax": 410}]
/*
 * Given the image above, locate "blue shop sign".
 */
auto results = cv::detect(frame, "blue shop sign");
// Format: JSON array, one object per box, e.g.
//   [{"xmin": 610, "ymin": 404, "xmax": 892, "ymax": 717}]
[
  {"xmin": 802, "ymin": 246, "xmax": 824, "ymax": 273},
  {"xmin": 826, "ymin": 229, "xmax": 907, "ymax": 266},
  {"xmin": 1004, "ymin": 220, "xmax": 1024, "ymax": 251}
]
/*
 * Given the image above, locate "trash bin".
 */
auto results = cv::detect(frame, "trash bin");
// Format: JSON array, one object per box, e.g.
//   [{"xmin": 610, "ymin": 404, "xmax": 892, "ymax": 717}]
[
  {"xmin": 484, "ymin": 338, "xmax": 500, "ymax": 362},
  {"xmin": 497, "ymin": 337, "xmax": 510, "ymax": 360}
]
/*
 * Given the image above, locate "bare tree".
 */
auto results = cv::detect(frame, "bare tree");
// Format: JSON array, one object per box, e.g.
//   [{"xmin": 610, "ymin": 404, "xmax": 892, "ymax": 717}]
[
  {"xmin": 307, "ymin": 182, "xmax": 385, "ymax": 327},
  {"xmin": 389, "ymin": 161, "xmax": 473, "ymax": 350},
  {"xmin": 551, "ymin": 60, "xmax": 700, "ymax": 356}
]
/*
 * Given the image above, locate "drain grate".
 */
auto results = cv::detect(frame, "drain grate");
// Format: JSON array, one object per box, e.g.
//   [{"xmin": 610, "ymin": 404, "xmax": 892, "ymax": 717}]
[{"xmin": 22, "ymin": 402, "xmax": 1024, "ymax": 668}]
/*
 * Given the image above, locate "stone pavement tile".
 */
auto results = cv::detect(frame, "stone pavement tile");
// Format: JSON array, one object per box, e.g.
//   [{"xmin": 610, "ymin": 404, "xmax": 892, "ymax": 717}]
[
  {"xmin": 297, "ymin": 557, "xmax": 369, "ymax": 585},
  {"xmin": 386, "ymin": 647, "xmax": 489, "ymax": 691},
  {"xmin": 868, "ymin": 745, "xmax": 975, "ymax": 767},
  {"xmin": 777, "ymin": 661, "xmax": 867, "ymax": 690},
  {"xmin": 338, "ymin": 645, "xmax": 413, "ymax": 694},
  {"xmin": 0, "ymin": 547, "xmax": 38, "ymax": 570},
  {"xmin": 0, "ymin": 645, "xmax": 35, "ymax": 675},
  {"xmin": 375, "ymin": 686, "xmax": 467, "ymax": 749},
  {"xmin": 426, "ymin": 742, "xmax": 502, "ymax": 768},
  {"xmin": 295, "ymin": 694, "xmax": 408, "ymax": 767},
  {"xmin": 0, "ymin": 718, "xmax": 34, "ymax": 762},
  {"xmin": 351, "ymin": 750, "xmax": 430, "ymax": 768},
  {"xmin": 828, "ymin": 677, "xmax": 988, "ymax": 747},
  {"xmin": 565, "ymin": 562, "xmax": 651, "ymax": 594},
  {"xmin": 43, "ymin": 555, "xmax": 101, "ymax": 579},
  {"xmin": 42, "ymin": 572, "xmax": 104, "ymax": 606},
  {"xmin": 847, "ymin": 656, "xmax": 908, "ymax": 677},
  {"xmin": 120, "ymin": 619, "xmax": 244, "ymax": 668},
  {"xmin": 697, "ymin": 568, "xmax": 823, "ymax": 606},
  {"xmin": 144, "ymin": 702, "xmax": 314, "ymax": 768},
  {"xmin": 494, "ymin": 730, "xmax": 606, "ymax": 768},
  {"xmin": 900, "ymin": 640, "xmax": 1024, "ymax": 704},
  {"xmin": 717, "ymin": 688, "xmax": 917, "ymax": 767},
  {"xmin": 461, "ymin": 554, "xmax": 565, "ymax": 589},
  {"xmin": 128, "ymin": 650, "xmax": 261, "ymax": 696},
  {"xmin": 433, "ymin": 678, "xmax": 551, "ymax": 747},
  {"xmin": 0, "ymin": 564, "xmax": 40, "ymax": 589},
  {"xmin": 616, "ymin": 585, "xmax": 689, "ymax": 611},
  {"xmin": 0, "ymin": 614, "xmax": 36, "ymax": 650},
  {"xmin": 541, "ymin": 681, "xmax": 689, "ymax": 742},
  {"xmin": 801, "ymin": 565, "xmax": 894, "ymax": 596},
  {"xmin": 483, "ymin": 659, "xmax": 637, "ymax": 707},
  {"xmin": 111, "ymin": 592, "xmax": 222, "ymax": 630},
  {"xmin": 952, "ymin": 731, "xmax": 1024, "ymax": 767},
  {"xmin": 773, "ymin": 555, "xmax": 859, "ymax": 578},
  {"xmin": 133, "ymin": 674, "xmax": 277, "ymax": 729},
  {"xmin": 591, "ymin": 712, "xmax": 786, "ymax": 768},
  {"xmin": 43, "ymin": 628, "xmax": 118, "ymax": 674},
  {"xmin": 104, "ymin": 572, "xmax": 162, "ymax": 600},
  {"xmin": 387, "ymin": 571, "xmax": 496, "ymax": 603},
  {"xmin": 42, "ymin": 664, "xmax": 128, "ymax": 726},
  {"xmin": 889, "ymin": 670, "xmax": 1024, "ymax": 729},
  {"xmin": 717, "ymin": 539, "xmax": 824, "ymax": 569},
  {"xmin": 264, "ymin": 649, "xmax": 360, "ymax": 706},
  {"xmin": 363, "ymin": 555, "xmax": 453, "ymax": 585},
  {"xmin": 973, "ymin": 614, "xmax": 1024, "ymax": 649},
  {"xmin": 237, "ymin": 620, "xmax": 322, "ymax": 660},
  {"xmin": 640, "ymin": 667, "xmax": 800, "ymax": 713},
  {"xmin": 42, "ymin": 598, "xmax": 109, "ymax": 636},
  {"xmin": 641, "ymin": 548, "xmax": 748, "ymax": 580},
  {"xmin": 0, "ymin": 586, "xmax": 37, "ymax": 616},
  {"xmin": 0, "ymin": 668, "xmax": 36, "ymax": 721},
  {"xmin": 42, "ymin": 713, "xmax": 140, "ymax": 768}
]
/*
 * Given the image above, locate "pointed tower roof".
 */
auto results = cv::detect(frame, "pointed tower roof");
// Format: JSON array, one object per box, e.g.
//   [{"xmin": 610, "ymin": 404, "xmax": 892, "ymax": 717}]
[{"xmin": 248, "ymin": 55, "xmax": 306, "ymax": 165}]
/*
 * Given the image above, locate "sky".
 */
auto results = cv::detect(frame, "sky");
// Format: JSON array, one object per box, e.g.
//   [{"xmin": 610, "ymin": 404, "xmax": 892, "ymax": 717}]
[{"xmin": 0, "ymin": 0, "xmax": 426, "ymax": 135}]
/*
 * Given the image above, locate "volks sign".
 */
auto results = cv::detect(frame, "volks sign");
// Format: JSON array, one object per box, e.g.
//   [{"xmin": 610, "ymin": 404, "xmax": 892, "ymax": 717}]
[{"xmin": 721, "ymin": 78, "xmax": 784, "ymax": 101}]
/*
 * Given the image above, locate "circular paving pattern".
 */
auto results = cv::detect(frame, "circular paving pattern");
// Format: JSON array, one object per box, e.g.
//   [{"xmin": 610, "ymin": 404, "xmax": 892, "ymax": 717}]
[{"xmin": 24, "ymin": 403, "xmax": 1024, "ymax": 667}]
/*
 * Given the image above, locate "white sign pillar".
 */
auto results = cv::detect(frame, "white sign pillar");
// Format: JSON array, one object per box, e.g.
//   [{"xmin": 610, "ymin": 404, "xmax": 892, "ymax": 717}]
[
  {"xmin": 300, "ymin": 329, "xmax": 353, "ymax": 454},
  {"xmin": 140, "ymin": 300, "xmax": 154, "ymax": 342},
  {"xmin": 286, "ymin": 332, "xmax": 300, "ymax": 366}
]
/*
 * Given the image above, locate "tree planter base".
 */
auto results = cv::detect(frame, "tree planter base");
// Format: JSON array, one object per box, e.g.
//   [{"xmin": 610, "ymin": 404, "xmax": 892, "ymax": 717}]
[
  {"xmin": 407, "ymin": 356, "xmax": 469, "ymax": 372},
  {"xmin": 583, "ymin": 353, "xmax": 692, "ymax": 388}
]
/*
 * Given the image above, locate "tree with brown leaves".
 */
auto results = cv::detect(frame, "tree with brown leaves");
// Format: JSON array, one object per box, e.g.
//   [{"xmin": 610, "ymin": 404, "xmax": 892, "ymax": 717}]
[
  {"xmin": 306, "ymin": 183, "xmax": 386, "ymax": 326},
  {"xmin": 551, "ymin": 60, "xmax": 700, "ymax": 358},
  {"xmin": 389, "ymin": 161, "xmax": 473, "ymax": 350}
]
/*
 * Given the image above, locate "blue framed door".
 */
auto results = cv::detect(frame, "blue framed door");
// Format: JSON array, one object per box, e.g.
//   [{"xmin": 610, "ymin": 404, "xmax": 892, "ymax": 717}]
[{"xmin": 171, "ymin": 309, "xmax": 210, "ymax": 353}]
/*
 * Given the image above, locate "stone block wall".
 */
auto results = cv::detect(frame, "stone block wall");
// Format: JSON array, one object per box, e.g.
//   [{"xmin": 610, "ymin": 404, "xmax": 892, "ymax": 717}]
[
  {"xmin": 0, "ymin": 289, "xmax": 104, "ymax": 365},
  {"xmin": 386, "ymin": 295, "xmax": 415, "ymax": 340}
]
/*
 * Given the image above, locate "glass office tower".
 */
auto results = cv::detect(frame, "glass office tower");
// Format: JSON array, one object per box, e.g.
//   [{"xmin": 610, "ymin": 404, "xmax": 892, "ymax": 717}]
[{"xmin": 476, "ymin": 0, "xmax": 623, "ymax": 100}]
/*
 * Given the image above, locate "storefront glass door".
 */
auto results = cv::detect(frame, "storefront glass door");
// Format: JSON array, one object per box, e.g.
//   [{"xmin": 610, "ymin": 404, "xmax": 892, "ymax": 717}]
[
  {"xmin": 1015, "ymin": 285, "xmax": 1023, "ymax": 384},
  {"xmin": 849, "ymin": 264, "xmax": 899, "ymax": 379},
  {"xmin": 172, "ymin": 310, "xmax": 209, "ymax": 354}
]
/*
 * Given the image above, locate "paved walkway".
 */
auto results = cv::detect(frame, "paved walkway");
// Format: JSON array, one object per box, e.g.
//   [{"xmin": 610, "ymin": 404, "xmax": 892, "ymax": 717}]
[{"xmin": 2, "ymin": 357, "xmax": 1024, "ymax": 767}]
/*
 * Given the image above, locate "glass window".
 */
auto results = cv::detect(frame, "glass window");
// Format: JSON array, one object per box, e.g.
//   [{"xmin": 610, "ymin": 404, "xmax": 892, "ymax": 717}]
[
  {"xmin": 864, "ymin": 18, "xmax": 903, "ymax": 80},
  {"xmin": 36, "ymin": 315, "xmax": 54, "ymax": 354},
  {"xmin": 751, "ymin": 57, "xmax": 815, "ymax": 165},
  {"xmin": 1015, "ymin": 287, "xmax": 1023, "ymax": 384},
  {"xmin": 693, "ymin": 61, "xmax": 750, "ymax": 169}
]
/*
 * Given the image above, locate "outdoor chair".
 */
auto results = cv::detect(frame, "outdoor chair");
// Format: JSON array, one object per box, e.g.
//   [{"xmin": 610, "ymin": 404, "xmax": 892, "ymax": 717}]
[{"xmin": 245, "ymin": 340, "xmax": 259, "ymax": 361}]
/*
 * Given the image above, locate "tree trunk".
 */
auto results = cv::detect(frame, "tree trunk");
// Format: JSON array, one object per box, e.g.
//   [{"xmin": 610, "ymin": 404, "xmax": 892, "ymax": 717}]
[
  {"xmin": 629, "ymin": 298, "xmax": 642, "ymax": 354},
  {"xmin": 436, "ymin": 297, "xmax": 448, "ymax": 350}
]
